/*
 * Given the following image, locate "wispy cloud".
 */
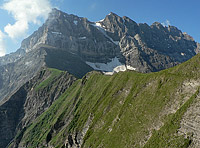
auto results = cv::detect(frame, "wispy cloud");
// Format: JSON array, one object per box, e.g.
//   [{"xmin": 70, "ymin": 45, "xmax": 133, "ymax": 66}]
[
  {"xmin": 2, "ymin": 0, "xmax": 52, "ymax": 39},
  {"xmin": 162, "ymin": 20, "xmax": 171, "ymax": 27},
  {"xmin": 0, "ymin": 0, "xmax": 52, "ymax": 56},
  {"xmin": 0, "ymin": 30, "xmax": 5, "ymax": 57}
]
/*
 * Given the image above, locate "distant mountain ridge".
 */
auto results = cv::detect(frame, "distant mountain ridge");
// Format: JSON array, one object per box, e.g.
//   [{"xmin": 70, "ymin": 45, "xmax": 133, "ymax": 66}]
[{"xmin": 0, "ymin": 8, "xmax": 199, "ymax": 101}]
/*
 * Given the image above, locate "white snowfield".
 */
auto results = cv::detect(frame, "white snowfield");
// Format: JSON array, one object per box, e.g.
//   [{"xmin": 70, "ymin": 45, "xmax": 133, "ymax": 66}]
[{"xmin": 86, "ymin": 57, "xmax": 136, "ymax": 75}]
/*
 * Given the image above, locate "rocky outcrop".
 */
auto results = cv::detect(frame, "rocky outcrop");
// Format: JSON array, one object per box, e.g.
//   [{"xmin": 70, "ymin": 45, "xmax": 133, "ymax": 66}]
[
  {"xmin": 179, "ymin": 83, "xmax": 200, "ymax": 148},
  {"xmin": 196, "ymin": 43, "xmax": 200, "ymax": 53},
  {"xmin": 0, "ymin": 67, "xmax": 76, "ymax": 148}
]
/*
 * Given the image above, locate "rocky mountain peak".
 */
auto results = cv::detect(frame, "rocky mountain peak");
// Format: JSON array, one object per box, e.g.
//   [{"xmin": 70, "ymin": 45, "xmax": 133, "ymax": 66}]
[
  {"xmin": 104, "ymin": 12, "xmax": 124, "ymax": 23},
  {"xmin": 167, "ymin": 25, "xmax": 182, "ymax": 37},
  {"xmin": 49, "ymin": 8, "xmax": 65, "ymax": 18},
  {"xmin": 107, "ymin": 12, "xmax": 119, "ymax": 17},
  {"xmin": 151, "ymin": 22, "xmax": 165, "ymax": 29},
  {"xmin": 46, "ymin": 8, "xmax": 82, "ymax": 26}
]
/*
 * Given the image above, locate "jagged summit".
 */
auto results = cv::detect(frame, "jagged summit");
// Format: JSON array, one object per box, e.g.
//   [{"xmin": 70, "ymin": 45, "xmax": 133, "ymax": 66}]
[
  {"xmin": 49, "ymin": 8, "xmax": 63, "ymax": 15},
  {"xmin": 48, "ymin": 8, "xmax": 81, "ymax": 21},
  {"xmin": 107, "ymin": 12, "xmax": 119, "ymax": 17},
  {"xmin": 151, "ymin": 21, "xmax": 165, "ymax": 28}
]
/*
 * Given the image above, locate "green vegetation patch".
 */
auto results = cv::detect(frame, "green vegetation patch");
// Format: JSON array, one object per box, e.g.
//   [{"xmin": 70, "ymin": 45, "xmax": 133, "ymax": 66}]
[
  {"xmin": 35, "ymin": 68, "xmax": 63, "ymax": 91},
  {"xmin": 21, "ymin": 80, "xmax": 82, "ymax": 147},
  {"xmin": 144, "ymin": 88, "xmax": 199, "ymax": 148}
]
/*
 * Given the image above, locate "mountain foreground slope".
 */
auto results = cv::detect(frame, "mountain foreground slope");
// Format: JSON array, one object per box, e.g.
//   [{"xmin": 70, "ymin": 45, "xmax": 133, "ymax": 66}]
[
  {"xmin": 0, "ymin": 68, "xmax": 76, "ymax": 148},
  {"xmin": 0, "ymin": 8, "xmax": 199, "ymax": 101},
  {"xmin": 8, "ymin": 54, "xmax": 200, "ymax": 148}
]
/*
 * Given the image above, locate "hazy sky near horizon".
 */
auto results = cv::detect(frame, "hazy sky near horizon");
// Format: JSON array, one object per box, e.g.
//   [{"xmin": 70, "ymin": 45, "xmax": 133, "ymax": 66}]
[{"xmin": 0, "ymin": 0, "xmax": 199, "ymax": 56}]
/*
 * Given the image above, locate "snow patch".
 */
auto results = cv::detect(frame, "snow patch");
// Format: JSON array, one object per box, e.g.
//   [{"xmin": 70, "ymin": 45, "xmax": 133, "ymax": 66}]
[
  {"xmin": 113, "ymin": 65, "xmax": 127, "ymax": 73},
  {"xmin": 51, "ymin": 32, "xmax": 62, "ymax": 35},
  {"xmin": 79, "ymin": 37, "xmax": 87, "ymax": 40},
  {"xmin": 86, "ymin": 57, "xmax": 136, "ymax": 75},
  {"xmin": 86, "ymin": 57, "xmax": 122, "ymax": 72},
  {"xmin": 127, "ymin": 65, "xmax": 136, "ymax": 70},
  {"xmin": 103, "ymin": 72, "xmax": 114, "ymax": 75},
  {"xmin": 95, "ymin": 22, "xmax": 102, "ymax": 27},
  {"xmin": 73, "ymin": 20, "xmax": 78, "ymax": 25},
  {"xmin": 181, "ymin": 53, "xmax": 185, "ymax": 56}
]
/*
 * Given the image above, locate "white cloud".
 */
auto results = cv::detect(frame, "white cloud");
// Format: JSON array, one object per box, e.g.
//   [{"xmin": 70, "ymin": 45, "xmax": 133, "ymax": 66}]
[
  {"xmin": 4, "ymin": 20, "xmax": 28, "ymax": 39},
  {"xmin": 0, "ymin": 30, "xmax": 5, "ymax": 57},
  {"xmin": 2, "ymin": 0, "xmax": 52, "ymax": 39},
  {"xmin": 162, "ymin": 20, "xmax": 171, "ymax": 27}
]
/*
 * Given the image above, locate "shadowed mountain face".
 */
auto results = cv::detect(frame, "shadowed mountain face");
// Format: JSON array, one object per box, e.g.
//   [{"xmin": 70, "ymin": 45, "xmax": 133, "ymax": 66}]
[{"xmin": 0, "ymin": 8, "xmax": 199, "ymax": 101}]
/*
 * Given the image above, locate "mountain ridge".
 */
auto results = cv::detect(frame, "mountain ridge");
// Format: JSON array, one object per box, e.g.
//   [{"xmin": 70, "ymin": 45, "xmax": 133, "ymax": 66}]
[{"xmin": 8, "ymin": 53, "xmax": 200, "ymax": 148}]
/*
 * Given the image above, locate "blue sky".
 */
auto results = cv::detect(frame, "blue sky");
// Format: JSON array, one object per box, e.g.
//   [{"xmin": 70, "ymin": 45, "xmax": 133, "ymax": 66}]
[{"xmin": 0, "ymin": 0, "xmax": 199, "ymax": 56}]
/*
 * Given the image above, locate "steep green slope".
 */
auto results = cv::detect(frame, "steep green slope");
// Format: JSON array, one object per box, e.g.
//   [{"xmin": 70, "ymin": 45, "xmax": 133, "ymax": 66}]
[
  {"xmin": 11, "ymin": 54, "xmax": 200, "ymax": 148},
  {"xmin": 1, "ymin": 67, "xmax": 76, "ymax": 148},
  {"xmin": 35, "ymin": 68, "xmax": 63, "ymax": 91}
]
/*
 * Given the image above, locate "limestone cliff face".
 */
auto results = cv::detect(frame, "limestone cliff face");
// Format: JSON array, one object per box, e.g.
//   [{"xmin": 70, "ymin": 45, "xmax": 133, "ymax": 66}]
[
  {"xmin": 19, "ymin": 9, "xmax": 199, "ymax": 70},
  {"xmin": 0, "ymin": 67, "xmax": 76, "ymax": 148},
  {"xmin": 100, "ymin": 13, "xmax": 198, "ymax": 72},
  {"xmin": 20, "ymin": 9, "xmax": 120, "ymax": 63}
]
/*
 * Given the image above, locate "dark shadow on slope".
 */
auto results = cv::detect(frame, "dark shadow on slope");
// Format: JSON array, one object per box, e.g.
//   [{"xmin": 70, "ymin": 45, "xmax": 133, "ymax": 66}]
[
  {"xmin": 44, "ymin": 47, "xmax": 93, "ymax": 78},
  {"xmin": 0, "ymin": 87, "xmax": 27, "ymax": 148}
]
